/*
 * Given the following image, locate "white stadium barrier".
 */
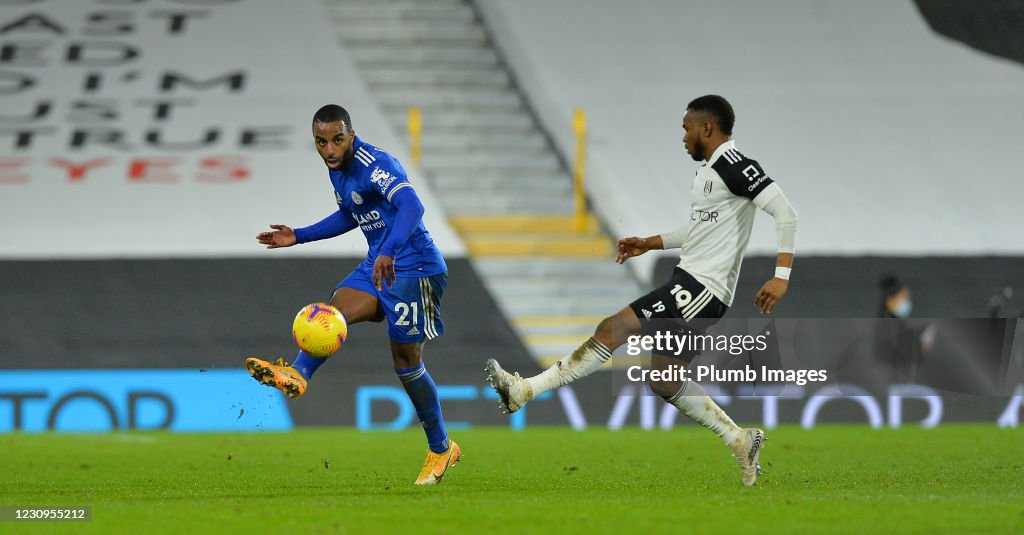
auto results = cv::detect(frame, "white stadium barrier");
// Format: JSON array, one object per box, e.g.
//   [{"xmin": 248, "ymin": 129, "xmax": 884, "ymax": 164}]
[
  {"xmin": 478, "ymin": 0, "xmax": 1024, "ymax": 279},
  {"xmin": 0, "ymin": 0, "xmax": 464, "ymax": 259}
]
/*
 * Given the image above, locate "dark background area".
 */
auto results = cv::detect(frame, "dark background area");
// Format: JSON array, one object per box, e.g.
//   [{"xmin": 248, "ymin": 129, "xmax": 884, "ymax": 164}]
[
  {"xmin": 653, "ymin": 255, "xmax": 1024, "ymax": 318},
  {"xmin": 2, "ymin": 255, "xmax": 1021, "ymax": 426},
  {"xmin": 914, "ymin": 0, "xmax": 1024, "ymax": 66}
]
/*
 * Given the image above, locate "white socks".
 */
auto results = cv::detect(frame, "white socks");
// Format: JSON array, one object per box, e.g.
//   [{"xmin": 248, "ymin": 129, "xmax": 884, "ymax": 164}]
[
  {"xmin": 525, "ymin": 337, "xmax": 742, "ymax": 446},
  {"xmin": 526, "ymin": 337, "xmax": 612, "ymax": 396},
  {"xmin": 665, "ymin": 380, "xmax": 742, "ymax": 445}
]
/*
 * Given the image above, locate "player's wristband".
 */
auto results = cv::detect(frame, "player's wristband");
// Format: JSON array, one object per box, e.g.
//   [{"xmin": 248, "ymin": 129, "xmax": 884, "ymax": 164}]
[{"xmin": 775, "ymin": 266, "xmax": 791, "ymax": 280}]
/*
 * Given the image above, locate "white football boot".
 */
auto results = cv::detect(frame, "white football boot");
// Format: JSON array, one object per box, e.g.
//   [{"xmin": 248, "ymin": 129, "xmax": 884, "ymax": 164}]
[
  {"xmin": 484, "ymin": 358, "xmax": 534, "ymax": 414},
  {"xmin": 729, "ymin": 428, "xmax": 766, "ymax": 486}
]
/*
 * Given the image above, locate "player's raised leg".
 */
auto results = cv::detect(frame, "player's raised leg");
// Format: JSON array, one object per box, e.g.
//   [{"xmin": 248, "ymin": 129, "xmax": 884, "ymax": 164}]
[
  {"xmin": 487, "ymin": 290, "xmax": 764, "ymax": 485},
  {"xmin": 486, "ymin": 306, "xmax": 638, "ymax": 413},
  {"xmin": 245, "ymin": 286, "xmax": 379, "ymax": 398}
]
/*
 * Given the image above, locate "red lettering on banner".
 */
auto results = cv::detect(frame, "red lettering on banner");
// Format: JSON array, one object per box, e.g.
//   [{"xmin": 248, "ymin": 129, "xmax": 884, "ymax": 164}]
[
  {"xmin": 128, "ymin": 157, "xmax": 179, "ymax": 183},
  {"xmin": 49, "ymin": 157, "xmax": 112, "ymax": 181},
  {"xmin": 0, "ymin": 156, "xmax": 252, "ymax": 183},
  {"xmin": 0, "ymin": 158, "xmax": 29, "ymax": 183},
  {"xmin": 197, "ymin": 156, "xmax": 248, "ymax": 182}
]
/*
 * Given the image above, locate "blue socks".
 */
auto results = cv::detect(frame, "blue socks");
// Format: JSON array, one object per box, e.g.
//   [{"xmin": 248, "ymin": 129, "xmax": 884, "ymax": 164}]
[
  {"xmin": 292, "ymin": 350, "xmax": 448, "ymax": 454},
  {"xmin": 292, "ymin": 350, "xmax": 327, "ymax": 381},
  {"xmin": 396, "ymin": 362, "xmax": 449, "ymax": 454}
]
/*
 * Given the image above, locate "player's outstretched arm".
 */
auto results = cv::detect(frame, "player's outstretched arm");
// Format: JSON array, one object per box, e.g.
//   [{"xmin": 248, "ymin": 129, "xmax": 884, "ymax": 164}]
[
  {"xmin": 290, "ymin": 210, "xmax": 358, "ymax": 248},
  {"xmin": 616, "ymin": 235, "xmax": 664, "ymax": 264},
  {"xmin": 257, "ymin": 224, "xmax": 297, "ymax": 249},
  {"xmin": 752, "ymin": 184, "xmax": 798, "ymax": 315}
]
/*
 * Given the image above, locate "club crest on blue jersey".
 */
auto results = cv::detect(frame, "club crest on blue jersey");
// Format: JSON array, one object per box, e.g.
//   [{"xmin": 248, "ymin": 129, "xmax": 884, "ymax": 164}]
[
  {"xmin": 370, "ymin": 166, "xmax": 397, "ymax": 195},
  {"xmin": 351, "ymin": 191, "xmax": 363, "ymax": 205}
]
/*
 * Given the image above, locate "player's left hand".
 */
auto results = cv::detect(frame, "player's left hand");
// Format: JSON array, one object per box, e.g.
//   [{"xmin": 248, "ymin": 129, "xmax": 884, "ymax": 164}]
[
  {"xmin": 373, "ymin": 254, "xmax": 396, "ymax": 290},
  {"xmin": 755, "ymin": 278, "xmax": 788, "ymax": 315}
]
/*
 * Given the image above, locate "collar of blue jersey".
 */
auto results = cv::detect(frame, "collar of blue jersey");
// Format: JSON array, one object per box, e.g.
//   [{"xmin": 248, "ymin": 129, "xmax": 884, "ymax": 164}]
[
  {"xmin": 352, "ymin": 135, "xmax": 366, "ymax": 154},
  {"xmin": 333, "ymin": 136, "xmax": 366, "ymax": 175},
  {"xmin": 705, "ymin": 139, "xmax": 737, "ymax": 166}
]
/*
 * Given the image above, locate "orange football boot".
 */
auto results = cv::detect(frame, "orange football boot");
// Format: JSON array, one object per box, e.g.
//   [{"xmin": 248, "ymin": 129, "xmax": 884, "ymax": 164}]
[{"xmin": 245, "ymin": 357, "xmax": 308, "ymax": 398}]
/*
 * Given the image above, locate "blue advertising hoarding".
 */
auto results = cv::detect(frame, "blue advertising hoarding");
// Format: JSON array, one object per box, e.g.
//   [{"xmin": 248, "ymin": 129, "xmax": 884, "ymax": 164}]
[{"xmin": 0, "ymin": 369, "xmax": 292, "ymax": 432}]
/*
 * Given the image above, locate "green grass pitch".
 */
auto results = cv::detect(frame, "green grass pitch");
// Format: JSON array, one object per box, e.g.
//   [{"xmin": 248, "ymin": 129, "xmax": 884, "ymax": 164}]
[{"xmin": 1, "ymin": 425, "xmax": 1021, "ymax": 534}]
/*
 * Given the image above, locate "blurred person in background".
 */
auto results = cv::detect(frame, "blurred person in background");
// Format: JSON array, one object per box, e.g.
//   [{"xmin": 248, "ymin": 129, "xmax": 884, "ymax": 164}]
[{"xmin": 873, "ymin": 274, "xmax": 933, "ymax": 383}]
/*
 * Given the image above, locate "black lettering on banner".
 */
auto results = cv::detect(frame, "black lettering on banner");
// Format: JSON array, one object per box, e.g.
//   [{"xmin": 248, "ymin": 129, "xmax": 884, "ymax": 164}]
[
  {"xmin": 151, "ymin": 10, "xmax": 207, "ymax": 34},
  {"xmin": 85, "ymin": 10, "xmax": 134, "ymax": 36},
  {"xmin": 0, "ymin": 40, "xmax": 49, "ymax": 66},
  {"xmin": 70, "ymin": 100, "xmax": 119, "ymax": 122},
  {"xmin": 0, "ymin": 392, "xmax": 46, "ymax": 431},
  {"xmin": 0, "ymin": 13, "xmax": 65, "ymax": 35},
  {"xmin": 0, "ymin": 126, "xmax": 54, "ymax": 148},
  {"xmin": 46, "ymin": 391, "xmax": 119, "ymax": 430},
  {"xmin": 70, "ymin": 127, "xmax": 131, "ymax": 150},
  {"xmin": 160, "ymin": 70, "xmax": 245, "ymax": 92},
  {"xmin": 240, "ymin": 126, "xmax": 291, "ymax": 149},
  {"xmin": 144, "ymin": 127, "xmax": 218, "ymax": 149},
  {"xmin": 0, "ymin": 71, "xmax": 34, "ymax": 95},
  {"xmin": 0, "ymin": 100, "xmax": 50, "ymax": 121},
  {"xmin": 135, "ymin": 97, "xmax": 195, "ymax": 120},
  {"xmin": 127, "ymin": 391, "xmax": 174, "ymax": 429},
  {"xmin": 67, "ymin": 41, "xmax": 139, "ymax": 66},
  {"xmin": 81, "ymin": 70, "xmax": 141, "ymax": 93}
]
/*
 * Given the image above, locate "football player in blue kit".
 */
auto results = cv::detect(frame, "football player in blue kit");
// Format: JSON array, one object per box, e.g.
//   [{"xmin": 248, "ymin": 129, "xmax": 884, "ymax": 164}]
[{"xmin": 245, "ymin": 105, "xmax": 459, "ymax": 485}]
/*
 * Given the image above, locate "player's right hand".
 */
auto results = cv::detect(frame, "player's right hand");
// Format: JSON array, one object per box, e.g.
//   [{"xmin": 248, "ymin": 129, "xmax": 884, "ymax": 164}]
[
  {"xmin": 616, "ymin": 236, "xmax": 650, "ymax": 264},
  {"xmin": 257, "ymin": 224, "xmax": 296, "ymax": 249}
]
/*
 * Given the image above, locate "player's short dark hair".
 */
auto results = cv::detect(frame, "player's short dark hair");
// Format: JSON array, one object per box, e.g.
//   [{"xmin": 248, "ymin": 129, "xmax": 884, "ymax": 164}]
[
  {"xmin": 687, "ymin": 95, "xmax": 735, "ymax": 135},
  {"xmin": 312, "ymin": 104, "xmax": 353, "ymax": 131}
]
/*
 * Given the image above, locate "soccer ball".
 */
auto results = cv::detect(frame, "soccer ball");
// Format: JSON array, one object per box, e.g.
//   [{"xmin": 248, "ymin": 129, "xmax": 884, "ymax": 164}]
[{"xmin": 292, "ymin": 303, "xmax": 348, "ymax": 357}]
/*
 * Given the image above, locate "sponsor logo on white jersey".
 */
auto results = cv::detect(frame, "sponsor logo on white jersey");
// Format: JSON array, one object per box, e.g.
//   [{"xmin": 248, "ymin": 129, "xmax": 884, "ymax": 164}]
[
  {"xmin": 747, "ymin": 175, "xmax": 768, "ymax": 191},
  {"xmin": 691, "ymin": 209, "xmax": 719, "ymax": 222},
  {"xmin": 742, "ymin": 164, "xmax": 769, "ymax": 191}
]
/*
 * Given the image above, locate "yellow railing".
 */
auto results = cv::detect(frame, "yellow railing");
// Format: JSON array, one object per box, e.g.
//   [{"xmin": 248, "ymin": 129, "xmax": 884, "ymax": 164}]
[
  {"xmin": 407, "ymin": 106, "xmax": 422, "ymax": 167},
  {"xmin": 572, "ymin": 107, "xmax": 588, "ymax": 232},
  {"xmin": 408, "ymin": 105, "xmax": 590, "ymax": 234}
]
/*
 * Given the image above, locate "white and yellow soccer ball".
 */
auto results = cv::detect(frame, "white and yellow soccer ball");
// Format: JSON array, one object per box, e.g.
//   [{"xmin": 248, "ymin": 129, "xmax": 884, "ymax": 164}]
[{"xmin": 292, "ymin": 303, "xmax": 348, "ymax": 357}]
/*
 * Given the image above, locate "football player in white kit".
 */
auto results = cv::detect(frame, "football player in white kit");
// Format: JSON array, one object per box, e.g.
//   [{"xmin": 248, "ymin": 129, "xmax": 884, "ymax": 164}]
[{"xmin": 486, "ymin": 95, "xmax": 798, "ymax": 486}]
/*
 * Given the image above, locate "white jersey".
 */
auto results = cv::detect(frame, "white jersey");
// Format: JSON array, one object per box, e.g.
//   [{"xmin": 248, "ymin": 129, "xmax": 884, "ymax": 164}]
[{"xmin": 677, "ymin": 140, "xmax": 781, "ymax": 306}]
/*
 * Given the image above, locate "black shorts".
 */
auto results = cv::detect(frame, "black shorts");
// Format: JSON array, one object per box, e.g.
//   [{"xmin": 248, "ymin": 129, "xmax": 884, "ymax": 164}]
[
  {"xmin": 629, "ymin": 267, "xmax": 728, "ymax": 322},
  {"xmin": 630, "ymin": 268, "xmax": 729, "ymax": 362}
]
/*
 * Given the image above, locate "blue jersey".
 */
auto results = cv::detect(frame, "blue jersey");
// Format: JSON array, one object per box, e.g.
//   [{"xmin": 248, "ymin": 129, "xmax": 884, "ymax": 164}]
[{"xmin": 329, "ymin": 136, "xmax": 446, "ymax": 276}]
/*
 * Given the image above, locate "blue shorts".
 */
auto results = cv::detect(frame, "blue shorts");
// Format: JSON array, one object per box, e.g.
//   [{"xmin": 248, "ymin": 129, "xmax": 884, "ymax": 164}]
[{"xmin": 337, "ymin": 266, "xmax": 446, "ymax": 344}]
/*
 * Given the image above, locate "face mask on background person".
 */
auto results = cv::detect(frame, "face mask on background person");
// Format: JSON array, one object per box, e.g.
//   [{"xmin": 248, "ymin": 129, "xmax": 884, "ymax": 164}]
[{"xmin": 891, "ymin": 297, "xmax": 912, "ymax": 318}]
